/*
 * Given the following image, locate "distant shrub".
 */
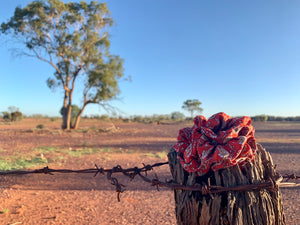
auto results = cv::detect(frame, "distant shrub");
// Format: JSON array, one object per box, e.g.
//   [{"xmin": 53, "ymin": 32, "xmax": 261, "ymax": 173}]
[
  {"xmin": 11, "ymin": 111, "xmax": 23, "ymax": 121},
  {"xmin": 88, "ymin": 115, "xmax": 98, "ymax": 119},
  {"xmin": 87, "ymin": 114, "xmax": 112, "ymax": 120},
  {"xmin": 294, "ymin": 116, "xmax": 300, "ymax": 121},
  {"xmin": 151, "ymin": 114, "xmax": 169, "ymax": 122},
  {"xmin": 99, "ymin": 114, "xmax": 110, "ymax": 121},
  {"xmin": 2, "ymin": 111, "xmax": 12, "ymax": 121},
  {"xmin": 170, "ymin": 111, "xmax": 185, "ymax": 121},
  {"xmin": 60, "ymin": 104, "xmax": 81, "ymax": 127},
  {"xmin": 30, "ymin": 114, "xmax": 44, "ymax": 119},
  {"xmin": 115, "ymin": 116, "xmax": 124, "ymax": 121},
  {"xmin": 251, "ymin": 115, "xmax": 268, "ymax": 122},
  {"xmin": 122, "ymin": 118, "xmax": 130, "ymax": 123},
  {"xmin": 132, "ymin": 115, "xmax": 144, "ymax": 123},
  {"xmin": 250, "ymin": 115, "xmax": 300, "ymax": 122},
  {"xmin": 2, "ymin": 107, "xmax": 23, "ymax": 122},
  {"xmin": 142, "ymin": 116, "xmax": 152, "ymax": 123},
  {"xmin": 36, "ymin": 124, "xmax": 45, "ymax": 129},
  {"xmin": 274, "ymin": 117, "xmax": 285, "ymax": 121}
]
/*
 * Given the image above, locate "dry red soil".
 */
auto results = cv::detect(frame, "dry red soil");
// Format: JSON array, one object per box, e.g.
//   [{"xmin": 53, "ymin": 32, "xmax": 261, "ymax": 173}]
[{"xmin": 0, "ymin": 119, "xmax": 299, "ymax": 225}]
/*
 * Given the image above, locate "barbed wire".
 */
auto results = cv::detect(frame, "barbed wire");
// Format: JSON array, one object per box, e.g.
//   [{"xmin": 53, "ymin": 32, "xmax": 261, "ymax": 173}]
[
  {"xmin": 282, "ymin": 173, "xmax": 300, "ymax": 181},
  {"xmin": 0, "ymin": 162, "xmax": 299, "ymax": 201}
]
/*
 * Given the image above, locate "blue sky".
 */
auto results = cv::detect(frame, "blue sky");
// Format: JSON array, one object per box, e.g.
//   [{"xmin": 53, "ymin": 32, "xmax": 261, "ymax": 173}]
[{"xmin": 0, "ymin": 0, "xmax": 300, "ymax": 118}]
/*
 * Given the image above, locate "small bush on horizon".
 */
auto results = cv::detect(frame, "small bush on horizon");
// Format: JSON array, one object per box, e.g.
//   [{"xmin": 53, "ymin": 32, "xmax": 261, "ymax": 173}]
[
  {"xmin": 71, "ymin": 113, "xmax": 188, "ymax": 123},
  {"xmin": 50, "ymin": 117, "xmax": 58, "ymax": 122},
  {"xmin": 30, "ymin": 114, "xmax": 44, "ymax": 119},
  {"xmin": 131, "ymin": 115, "xmax": 144, "ymax": 123},
  {"xmin": 87, "ymin": 114, "xmax": 110, "ymax": 121},
  {"xmin": 122, "ymin": 118, "xmax": 130, "ymax": 123},
  {"xmin": 152, "ymin": 114, "xmax": 169, "ymax": 123},
  {"xmin": 251, "ymin": 115, "xmax": 300, "ymax": 122},
  {"xmin": 171, "ymin": 111, "xmax": 185, "ymax": 121},
  {"xmin": 2, "ymin": 106, "xmax": 23, "ymax": 122},
  {"xmin": 36, "ymin": 124, "xmax": 45, "ymax": 129},
  {"xmin": 99, "ymin": 114, "xmax": 110, "ymax": 121},
  {"xmin": 129, "ymin": 114, "xmax": 171, "ymax": 123},
  {"xmin": 251, "ymin": 115, "xmax": 268, "ymax": 122}
]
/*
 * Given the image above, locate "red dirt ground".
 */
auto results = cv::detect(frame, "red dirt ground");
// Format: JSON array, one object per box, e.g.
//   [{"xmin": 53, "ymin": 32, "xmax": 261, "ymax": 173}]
[{"xmin": 0, "ymin": 119, "xmax": 299, "ymax": 224}]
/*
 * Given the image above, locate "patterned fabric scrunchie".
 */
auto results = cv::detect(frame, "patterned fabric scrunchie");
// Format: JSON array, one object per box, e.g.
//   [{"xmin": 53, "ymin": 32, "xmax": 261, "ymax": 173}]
[{"xmin": 173, "ymin": 112, "xmax": 257, "ymax": 176}]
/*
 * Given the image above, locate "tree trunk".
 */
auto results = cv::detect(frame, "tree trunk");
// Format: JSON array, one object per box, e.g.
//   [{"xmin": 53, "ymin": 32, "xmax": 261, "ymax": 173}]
[
  {"xmin": 72, "ymin": 114, "xmax": 81, "ymax": 130},
  {"xmin": 62, "ymin": 101, "xmax": 72, "ymax": 130},
  {"xmin": 168, "ymin": 144, "xmax": 285, "ymax": 225},
  {"xmin": 62, "ymin": 86, "xmax": 74, "ymax": 130},
  {"xmin": 72, "ymin": 104, "xmax": 87, "ymax": 130},
  {"xmin": 66, "ymin": 103, "xmax": 72, "ymax": 129},
  {"xmin": 62, "ymin": 92, "xmax": 69, "ymax": 130}
]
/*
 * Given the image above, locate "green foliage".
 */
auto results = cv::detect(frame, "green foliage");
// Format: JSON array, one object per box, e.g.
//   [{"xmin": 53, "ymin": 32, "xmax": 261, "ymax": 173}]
[
  {"xmin": 60, "ymin": 104, "xmax": 80, "ymax": 127},
  {"xmin": 36, "ymin": 124, "xmax": 45, "ymax": 129},
  {"xmin": 122, "ymin": 118, "xmax": 130, "ymax": 123},
  {"xmin": 132, "ymin": 115, "xmax": 144, "ymax": 123},
  {"xmin": 266, "ymin": 116, "xmax": 284, "ymax": 121},
  {"xmin": 11, "ymin": 111, "xmax": 23, "ymax": 121},
  {"xmin": 34, "ymin": 146, "xmax": 57, "ymax": 153},
  {"xmin": 67, "ymin": 148, "xmax": 114, "ymax": 157},
  {"xmin": 88, "ymin": 114, "xmax": 111, "ymax": 120},
  {"xmin": 1, "ymin": 0, "xmax": 125, "ymax": 130},
  {"xmin": 50, "ymin": 117, "xmax": 58, "ymax": 122},
  {"xmin": 251, "ymin": 115, "xmax": 268, "ymax": 122},
  {"xmin": 99, "ymin": 114, "xmax": 110, "ymax": 121},
  {"xmin": 130, "ymin": 114, "xmax": 172, "ymax": 123},
  {"xmin": 182, "ymin": 99, "xmax": 203, "ymax": 118},
  {"xmin": 284, "ymin": 116, "xmax": 300, "ymax": 121},
  {"xmin": 2, "ymin": 111, "xmax": 11, "ymax": 121},
  {"xmin": 30, "ymin": 114, "xmax": 44, "ymax": 119},
  {"xmin": 2, "ymin": 106, "xmax": 23, "ymax": 122},
  {"xmin": 171, "ymin": 111, "xmax": 185, "ymax": 121},
  {"xmin": 251, "ymin": 115, "xmax": 300, "ymax": 122},
  {"xmin": 68, "ymin": 148, "xmax": 100, "ymax": 157},
  {"xmin": 0, "ymin": 157, "xmax": 47, "ymax": 171},
  {"xmin": 152, "ymin": 114, "xmax": 169, "ymax": 122},
  {"xmin": 0, "ymin": 209, "xmax": 8, "ymax": 214}
]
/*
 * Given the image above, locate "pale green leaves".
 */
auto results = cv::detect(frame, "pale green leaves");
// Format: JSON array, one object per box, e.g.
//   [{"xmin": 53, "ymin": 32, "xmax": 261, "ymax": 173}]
[
  {"xmin": 86, "ymin": 55, "xmax": 124, "ymax": 102},
  {"xmin": 1, "ymin": 0, "xmax": 125, "ymax": 129},
  {"xmin": 182, "ymin": 99, "xmax": 203, "ymax": 118}
]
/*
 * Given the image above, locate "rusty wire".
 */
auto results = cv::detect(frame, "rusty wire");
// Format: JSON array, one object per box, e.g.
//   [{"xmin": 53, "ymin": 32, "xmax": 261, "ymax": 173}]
[
  {"xmin": 0, "ymin": 161, "xmax": 299, "ymax": 201},
  {"xmin": 282, "ymin": 173, "xmax": 300, "ymax": 181}
]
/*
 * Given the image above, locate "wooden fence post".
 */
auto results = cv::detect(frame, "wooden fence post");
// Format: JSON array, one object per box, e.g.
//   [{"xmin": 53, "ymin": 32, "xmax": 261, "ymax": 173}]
[{"xmin": 168, "ymin": 144, "xmax": 286, "ymax": 225}]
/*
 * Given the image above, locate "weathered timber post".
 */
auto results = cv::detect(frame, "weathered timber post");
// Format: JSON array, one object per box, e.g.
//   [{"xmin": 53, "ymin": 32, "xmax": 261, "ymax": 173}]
[{"xmin": 168, "ymin": 144, "xmax": 285, "ymax": 225}]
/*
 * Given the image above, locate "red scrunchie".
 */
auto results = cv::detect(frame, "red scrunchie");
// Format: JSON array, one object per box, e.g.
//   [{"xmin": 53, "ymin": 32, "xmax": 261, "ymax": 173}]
[{"xmin": 173, "ymin": 112, "xmax": 257, "ymax": 176}]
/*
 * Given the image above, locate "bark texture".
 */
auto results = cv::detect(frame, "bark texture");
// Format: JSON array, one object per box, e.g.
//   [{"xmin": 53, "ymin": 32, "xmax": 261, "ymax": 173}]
[{"xmin": 168, "ymin": 144, "xmax": 285, "ymax": 225}]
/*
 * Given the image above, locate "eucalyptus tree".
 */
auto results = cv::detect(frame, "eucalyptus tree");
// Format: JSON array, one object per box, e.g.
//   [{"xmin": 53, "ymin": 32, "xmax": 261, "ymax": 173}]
[
  {"xmin": 182, "ymin": 99, "xmax": 203, "ymax": 118},
  {"xmin": 1, "ymin": 0, "xmax": 125, "ymax": 129}
]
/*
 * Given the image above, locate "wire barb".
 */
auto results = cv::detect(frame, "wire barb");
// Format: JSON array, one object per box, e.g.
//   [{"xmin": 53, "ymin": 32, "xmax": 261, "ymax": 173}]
[{"xmin": 94, "ymin": 164, "xmax": 104, "ymax": 177}]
